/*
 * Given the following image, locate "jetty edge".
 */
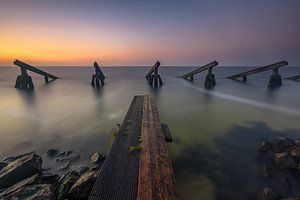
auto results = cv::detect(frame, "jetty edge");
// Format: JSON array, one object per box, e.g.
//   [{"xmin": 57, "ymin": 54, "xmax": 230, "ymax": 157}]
[{"xmin": 88, "ymin": 95, "xmax": 178, "ymax": 200}]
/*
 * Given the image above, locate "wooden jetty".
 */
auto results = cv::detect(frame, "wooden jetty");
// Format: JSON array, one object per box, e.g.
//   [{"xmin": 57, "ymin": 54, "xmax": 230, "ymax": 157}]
[
  {"xmin": 91, "ymin": 61, "xmax": 105, "ymax": 87},
  {"xmin": 146, "ymin": 61, "xmax": 163, "ymax": 87},
  {"xmin": 287, "ymin": 75, "xmax": 300, "ymax": 82},
  {"xmin": 89, "ymin": 95, "xmax": 178, "ymax": 200},
  {"xmin": 14, "ymin": 59, "xmax": 58, "ymax": 90},
  {"xmin": 181, "ymin": 61, "xmax": 218, "ymax": 87},
  {"xmin": 227, "ymin": 61, "xmax": 288, "ymax": 87}
]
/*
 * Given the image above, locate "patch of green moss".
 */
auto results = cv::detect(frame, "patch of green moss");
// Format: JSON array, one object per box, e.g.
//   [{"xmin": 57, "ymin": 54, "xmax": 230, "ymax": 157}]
[
  {"xmin": 128, "ymin": 145, "xmax": 143, "ymax": 154},
  {"xmin": 109, "ymin": 124, "xmax": 120, "ymax": 147}
]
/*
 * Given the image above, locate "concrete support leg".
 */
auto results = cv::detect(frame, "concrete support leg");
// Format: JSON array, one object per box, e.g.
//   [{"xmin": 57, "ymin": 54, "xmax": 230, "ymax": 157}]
[
  {"xmin": 190, "ymin": 75, "xmax": 194, "ymax": 82},
  {"xmin": 100, "ymin": 78, "xmax": 105, "ymax": 85},
  {"xmin": 92, "ymin": 74, "xmax": 104, "ymax": 88},
  {"xmin": 91, "ymin": 75, "xmax": 96, "ymax": 86},
  {"xmin": 205, "ymin": 68, "xmax": 216, "ymax": 87},
  {"xmin": 269, "ymin": 68, "xmax": 282, "ymax": 87},
  {"xmin": 95, "ymin": 75, "xmax": 100, "ymax": 88},
  {"xmin": 158, "ymin": 75, "xmax": 163, "ymax": 86},
  {"xmin": 154, "ymin": 76, "xmax": 159, "ymax": 88},
  {"xmin": 205, "ymin": 73, "xmax": 216, "ymax": 87},
  {"xmin": 15, "ymin": 75, "xmax": 34, "ymax": 90}
]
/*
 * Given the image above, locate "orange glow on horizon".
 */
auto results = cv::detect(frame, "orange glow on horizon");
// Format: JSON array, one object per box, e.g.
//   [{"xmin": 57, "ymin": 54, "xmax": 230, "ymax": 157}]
[{"xmin": 0, "ymin": 25, "xmax": 163, "ymax": 66}]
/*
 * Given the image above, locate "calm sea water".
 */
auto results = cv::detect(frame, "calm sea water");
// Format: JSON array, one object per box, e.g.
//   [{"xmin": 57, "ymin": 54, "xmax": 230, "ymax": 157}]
[{"xmin": 0, "ymin": 66, "xmax": 300, "ymax": 199}]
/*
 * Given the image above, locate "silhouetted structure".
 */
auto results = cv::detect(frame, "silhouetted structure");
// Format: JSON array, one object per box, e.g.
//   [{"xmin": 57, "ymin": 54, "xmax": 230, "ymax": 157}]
[
  {"xmin": 91, "ymin": 62, "xmax": 105, "ymax": 88},
  {"xmin": 14, "ymin": 59, "xmax": 58, "ymax": 90},
  {"xmin": 181, "ymin": 61, "xmax": 218, "ymax": 87},
  {"xmin": 89, "ymin": 95, "xmax": 178, "ymax": 200},
  {"xmin": 145, "ymin": 61, "xmax": 163, "ymax": 87},
  {"xmin": 227, "ymin": 61, "xmax": 288, "ymax": 87},
  {"xmin": 287, "ymin": 75, "xmax": 300, "ymax": 82}
]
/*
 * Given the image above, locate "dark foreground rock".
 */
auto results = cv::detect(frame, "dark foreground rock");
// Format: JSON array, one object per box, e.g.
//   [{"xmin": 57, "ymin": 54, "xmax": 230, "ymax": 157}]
[
  {"xmin": 2, "ymin": 184, "xmax": 55, "ymax": 200},
  {"xmin": 69, "ymin": 170, "xmax": 98, "ymax": 200},
  {"xmin": 56, "ymin": 166, "xmax": 90, "ymax": 200},
  {"xmin": 258, "ymin": 137, "xmax": 300, "ymax": 200},
  {"xmin": 0, "ymin": 153, "xmax": 42, "ymax": 189},
  {"xmin": 0, "ymin": 174, "xmax": 40, "ymax": 198},
  {"xmin": 0, "ymin": 162, "xmax": 7, "ymax": 171},
  {"xmin": 90, "ymin": 152, "xmax": 105, "ymax": 164},
  {"xmin": 47, "ymin": 149, "xmax": 59, "ymax": 157},
  {"xmin": 258, "ymin": 187, "xmax": 280, "ymax": 200},
  {"xmin": 0, "ymin": 150, "xmax": 104, "ymax": 200}
]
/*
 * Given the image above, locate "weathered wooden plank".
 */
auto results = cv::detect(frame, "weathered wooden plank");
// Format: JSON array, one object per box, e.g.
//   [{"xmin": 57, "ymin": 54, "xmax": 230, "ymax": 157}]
[
  {"xmin": 161, "ymin": 123, "xmax": 173, "ymax": 142},
  {"xmin": 182, "ymin": 61, "xmax": 218, "ymax": 79},
  {"xmin": 228, "ymin": 61, "xmax": 288, "ymax": 79},
  {"xmin": 138, "ymin": 96, "xmax": 178, "ymax": 200},
  {"xmin": 89, "ymin": 96, "xmax": 144, "ymax": 200},
  {"xmin": 14, "ymin": 60, "xmax": 58, "ymax": 80}
]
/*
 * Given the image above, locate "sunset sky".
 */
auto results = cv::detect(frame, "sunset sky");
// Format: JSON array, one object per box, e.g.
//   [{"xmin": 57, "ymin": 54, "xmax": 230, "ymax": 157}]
[{"xmin": 0, "ymin": 0, "xmax": 300, "ymax": 66}]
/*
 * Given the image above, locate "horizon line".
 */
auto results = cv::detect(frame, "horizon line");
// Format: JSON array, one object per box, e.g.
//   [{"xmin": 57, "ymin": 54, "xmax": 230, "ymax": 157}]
[{"xmin": 1, "ymin": 65, "xmax": 300, "ymax": 68}]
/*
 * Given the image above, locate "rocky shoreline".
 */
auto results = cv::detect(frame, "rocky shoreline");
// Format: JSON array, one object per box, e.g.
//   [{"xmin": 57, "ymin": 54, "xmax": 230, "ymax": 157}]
[
  {"xmin": 0, "ymin": 150, "xmax": 105, "ymax": 200},
  {"xmin": 258, "ymin": 137, "xmax": 300, "ymax": 200}
]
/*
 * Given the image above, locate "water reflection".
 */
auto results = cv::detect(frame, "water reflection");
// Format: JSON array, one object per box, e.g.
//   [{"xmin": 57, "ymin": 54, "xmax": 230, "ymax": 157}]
[
  {"xmin": 173, "ymin": 121, "xmax": 300, "ymax": 200},
  {"xmin": 1, "ymin": 67, "xmax": 300, "ymax": 200},
  {"xmin": 92, "ymin": 86, "xmax": 104, "ymax": 98},
  {"xmin": 17, "ymin": 89, "xmax": 36, "ymax": 106}
]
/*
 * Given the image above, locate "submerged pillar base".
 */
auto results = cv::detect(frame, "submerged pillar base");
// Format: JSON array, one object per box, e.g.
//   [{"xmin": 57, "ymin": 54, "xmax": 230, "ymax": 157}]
[
  {"xmin": 149, "ymin": 74, "xmax": 163, "ymax": 88},
  {"xmin": 15, "ymin": 75, "xmax": 34, "ymax": 90},
  {"xmin": 269, "ymin": 74, "xmax": 282, "ymax": 87},
  {"xmin": 190, "ymin": 75, "xmax": 194, "ymax": 82},
  {"xmin": 205, "ymin": 73, "xmax": 216, "ymax": 87},
  {"xmin": 91, "ymin": 74, "xmax": 105, "ymax": 88}
]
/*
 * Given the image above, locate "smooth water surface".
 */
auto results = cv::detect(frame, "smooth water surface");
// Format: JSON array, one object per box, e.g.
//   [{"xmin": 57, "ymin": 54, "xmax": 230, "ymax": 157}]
[{"xmin": 0, "ymin": 66, "xmax": 300, "ymax": 199}]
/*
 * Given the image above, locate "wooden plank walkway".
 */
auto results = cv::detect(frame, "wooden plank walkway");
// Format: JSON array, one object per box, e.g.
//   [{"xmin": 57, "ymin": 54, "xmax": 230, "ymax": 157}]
[
  {"xmin": 89, "ymin": 95, "xmax": 178, "ymax": 200},
  {"xmin": 138, "ymin": 96, "xmax": 178, "ymax": 200}
]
